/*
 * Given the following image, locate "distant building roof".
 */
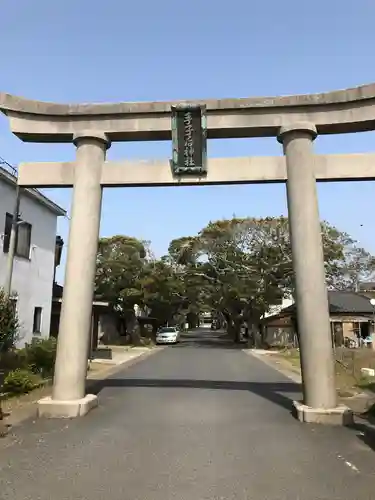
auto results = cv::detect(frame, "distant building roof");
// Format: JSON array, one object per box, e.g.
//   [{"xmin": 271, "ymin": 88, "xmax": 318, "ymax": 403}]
[
  {"xmin": 53, "ymin": 283, "xmax": 109, "ymax": 306},
  {"xmin": 268, "ymin": 291, "xmax": 374, "ymax": 318},
  {"xmin": 358, "ymin": 281, "xmax": 375, "ymax": 292},
  {"xmin": 0, "ymin": 164, "xmax": 66, "ymax": 216},
  {"xmin": 327, "ymin": 291, "xmax": 374, "ymax": 314}
]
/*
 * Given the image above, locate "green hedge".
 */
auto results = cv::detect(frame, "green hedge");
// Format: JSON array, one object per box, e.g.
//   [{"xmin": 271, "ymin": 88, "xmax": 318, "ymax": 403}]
[
  {"xmin": 1, "ymin": 338, "xmax": 57, "ymax": 375},
  {"xmin": 3, "ymin": 369, "xmax": 42, "ymax": 395},
  {"xmin": 25, "ymin": 338, "xmax": 57, "ymax": 377},
  {"xmin": 1, "ymin": 338, "xmax": 57, "ymax": 397}
]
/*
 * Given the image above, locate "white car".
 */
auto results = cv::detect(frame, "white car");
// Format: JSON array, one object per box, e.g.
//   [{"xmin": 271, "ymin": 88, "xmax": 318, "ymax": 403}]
[{"xmin": 156, "ymin": 326, "xmax": 180, "ymax": 345}]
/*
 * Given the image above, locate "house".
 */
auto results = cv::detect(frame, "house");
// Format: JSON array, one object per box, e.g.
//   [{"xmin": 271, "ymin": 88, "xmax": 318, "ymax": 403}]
[
  {"xmin": 263, "ymin": 296, "xmax": 294, "ymax": 318},
  {"xmin": 0, "ymin": 163, "xmax": 66, "ymax": 346},
  {"xmin": 49, "ymin": 282, "xmax": 111, "ymax": 350},
  {"xmin": 262, "ymin": 291, "xmax": 375, "ymax": 348}
]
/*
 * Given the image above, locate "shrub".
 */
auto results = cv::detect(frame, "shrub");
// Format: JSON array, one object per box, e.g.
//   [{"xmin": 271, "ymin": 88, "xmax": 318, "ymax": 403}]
[
  {"xmin": 0, "ymin": 349, "xmax": 28, "ymax": 371},
  {"xmin": 0, "ymin": 288, "xmax": 19, "ymax": 353},
  {"xmin": 25, "ymin": 338, "xmax": 57, "ymax": 377},
  {"xmin": 2, "ymin": 369, "xmax": 42, "ymax": 395}
]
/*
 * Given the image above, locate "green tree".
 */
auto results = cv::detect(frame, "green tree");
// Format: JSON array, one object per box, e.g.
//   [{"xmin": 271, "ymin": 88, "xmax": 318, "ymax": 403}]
[
  {"xmin": 321, "ymin": 224, "xmax": 375, "ymax": 289},
  {"xmin": 0, "ymin": 288, "xmax": 19, "ymax": 353},
  {"xmin": 95, "ymin": 235, "xmax": 189, "ymax": 343},
  {"xmin": 169, "ymin": 216, "xmax": 375, "ymax": 343},
  {"xmin": 95, "ymin": 235, "xmax": 146, "ymax": 344},
  {"xmin": 167, "ymin": 237, "xmax": 211, "ymax": 328},
  {"xmin": 141, "ymin": 259, "xmax": 186, "ymax": 330}
]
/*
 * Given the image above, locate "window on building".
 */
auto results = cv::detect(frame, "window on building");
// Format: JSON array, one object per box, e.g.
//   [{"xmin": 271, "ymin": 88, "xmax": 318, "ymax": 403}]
[
  {"xmin": 352, "ymin": 322, "xmax": 361, "ymax": 338},
  {"xmin": 3, "ymin": 213, "xmax": 12, "ymax": 253},
  {"xmin": 17, "ymin": 221, "xmax": 32, "ymax": 258},
  {"xmin": 3, "ymin": 212, "xmax": 32, "ymax": 259},
  {"xmin": 331, "ymin": 321, "xmax": 343, "ymax": 346},
  {"xmin": 33, "ymin": 307, "xmax": 43, "ymax": 334},
  {"xmin": 9, "ymin": 296, "xmax": 17, "ymax": 312}
]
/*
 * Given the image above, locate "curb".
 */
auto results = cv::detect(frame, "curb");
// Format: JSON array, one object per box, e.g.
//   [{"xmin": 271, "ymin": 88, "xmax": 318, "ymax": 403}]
[
  {"xmin": 86, "ymin": 347, "xmax": 163, "ymax": 391},
  {"xmin": 244, "ymin": 349, "xmax": 375, "ymax": 429},
  {"xmin": 243, "ymin": 348, "xmax": 302, "ymax": 384}
]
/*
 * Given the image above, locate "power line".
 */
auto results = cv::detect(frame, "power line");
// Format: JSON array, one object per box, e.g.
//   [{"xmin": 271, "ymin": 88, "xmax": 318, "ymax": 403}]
[{"xmin": 0, "ymin": 155, "xmax": 17, "ymax": 177}]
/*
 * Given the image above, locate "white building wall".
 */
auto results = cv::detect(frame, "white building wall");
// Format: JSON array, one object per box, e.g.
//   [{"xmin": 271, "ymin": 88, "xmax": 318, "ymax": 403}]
[
  {"xmin": 263, "ymin": 297, "xmax": 294, "ymax": 318},
  {"xmin": 0, "ymin": 179, "xmax": 59, "ymax": 346}
]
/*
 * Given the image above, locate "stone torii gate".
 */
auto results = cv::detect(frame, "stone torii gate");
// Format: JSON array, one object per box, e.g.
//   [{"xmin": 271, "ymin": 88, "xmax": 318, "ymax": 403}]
[{"xmin": 2, "ymin": 83, "xmax": 375, "ymax": 424}]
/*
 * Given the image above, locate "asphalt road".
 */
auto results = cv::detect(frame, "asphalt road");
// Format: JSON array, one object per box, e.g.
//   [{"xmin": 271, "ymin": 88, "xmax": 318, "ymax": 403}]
[{"xmin": 1, "ymin": 329, "xmax": 375, "ymax": 499}]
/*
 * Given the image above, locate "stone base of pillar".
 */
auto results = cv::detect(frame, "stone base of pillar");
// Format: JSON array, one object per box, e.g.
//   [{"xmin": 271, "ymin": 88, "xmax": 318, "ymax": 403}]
[
  {"xmin": 293, "ymin": 400, "xmax": 353, "ymax": 426},
  {"xmin": 37, "ymin": 394, "xmax": 98, "ymax": 418}
]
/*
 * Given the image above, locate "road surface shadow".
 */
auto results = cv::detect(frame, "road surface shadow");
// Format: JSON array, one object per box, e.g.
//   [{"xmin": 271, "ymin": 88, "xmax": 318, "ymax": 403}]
[
  {"xmin": 90, "ymin": 378, "xmax": 301, "ymax": 413},
  {"xmin": 349, "ymin": 416, "xmax": 375, "ymax": 453}
]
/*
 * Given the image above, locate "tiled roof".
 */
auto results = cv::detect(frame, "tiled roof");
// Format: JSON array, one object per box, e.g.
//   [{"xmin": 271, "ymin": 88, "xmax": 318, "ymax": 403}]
[
  {"xmin": 53, "ymin": 283, "xmax": 108, "ymax": 303},
  {"xmin": 328, "ymin": 291, "xmax": 375, "ymax": 313},
  {"xmin": 278, "ymin": 291, "xmax": 374, "ymax": 316}
]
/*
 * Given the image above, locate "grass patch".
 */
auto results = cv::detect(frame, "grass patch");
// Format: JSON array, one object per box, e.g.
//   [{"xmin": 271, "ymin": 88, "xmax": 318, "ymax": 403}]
[
  {"xmin": 276, "ymin": 347, "xmax": 375, "ymax": 397},
  {"xmin": 279, "ymin": 348, "xmax": 301, "ymax": 367},
  {"xmin": 87, "ymin": 362, "xmax": 111, "ymax": 373},
  {"xmin": 357, "ymin": 376, "xmax": 375, "ymax": 392}
]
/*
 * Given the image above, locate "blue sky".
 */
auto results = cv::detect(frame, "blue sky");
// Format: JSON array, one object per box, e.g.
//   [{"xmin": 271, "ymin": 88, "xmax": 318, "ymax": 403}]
[{"xmin": 1, "ymin": 0, "xmax": 375, "ymax": 283}]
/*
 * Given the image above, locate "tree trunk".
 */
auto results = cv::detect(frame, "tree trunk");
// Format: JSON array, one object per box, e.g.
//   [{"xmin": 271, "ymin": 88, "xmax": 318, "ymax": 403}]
[
  {"xmin": 223, "ymin": 312, "xmax": 234, "ymax": 339},
  {"xmin": 250, "ymin": 318, "xmax": 263, "ymax": 348},
  {"xmin": 245, "ymin": 309, "xmax": 264, "ymax": 348},
  {"xmin": 139, "ymin": 322, "xmax": 146, "ymax": 338},
  {"xmin": 151, "ymin": 323, "xmax": 158, "ymax": 340},
  {"xmin": 252, "ymin": 326, "xmax": 262, "ymax": 348},
  {"xmin": 187, "ymin": 312, "xmax": 199, "ymax": 329},
  {"xmin": 233, "ymin": 328, "xmax": 242, "ymax": 343},
  {"xmin": 234, "ymin": 313, "xmax": 245, "ymax": 343},
  {"xmin": 126, "ymin": 313, "xmax": 142, "ymax": 346},
  {"xmin": 224, "ymin": 313, "xmax": 242, "ymax": 343}
]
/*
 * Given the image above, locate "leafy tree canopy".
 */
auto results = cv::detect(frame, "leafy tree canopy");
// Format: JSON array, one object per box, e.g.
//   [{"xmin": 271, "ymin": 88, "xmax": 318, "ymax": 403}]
[
  {"xmin": 94, "ymin": 218, "xmax": 375, "ymax": 344},
  {"xmin": 168, "ymin": 216, "xmax": 375, "ymax": 342}
]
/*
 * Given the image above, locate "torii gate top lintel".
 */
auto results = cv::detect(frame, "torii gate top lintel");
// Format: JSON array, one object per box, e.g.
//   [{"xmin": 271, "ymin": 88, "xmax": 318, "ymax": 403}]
[{"xmin": 1, "ymin": 82, "xmax": 375, "ymax": 142}]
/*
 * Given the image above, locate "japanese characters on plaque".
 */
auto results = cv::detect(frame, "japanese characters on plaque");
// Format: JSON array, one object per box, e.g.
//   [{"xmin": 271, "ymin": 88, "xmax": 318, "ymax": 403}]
[
  {"xmin": 183, "ymin": 111, "xmax": 196, "ymax": 167},
  {"xmin": 171, "ymin": 104, "xmax": 207, "ymax": 176}
]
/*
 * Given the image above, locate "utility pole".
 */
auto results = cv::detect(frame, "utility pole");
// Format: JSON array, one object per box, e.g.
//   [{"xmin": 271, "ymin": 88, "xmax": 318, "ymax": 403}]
[{"xmin": 4, "ymin": 185, "xmax": 22, "ymax": 296}]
